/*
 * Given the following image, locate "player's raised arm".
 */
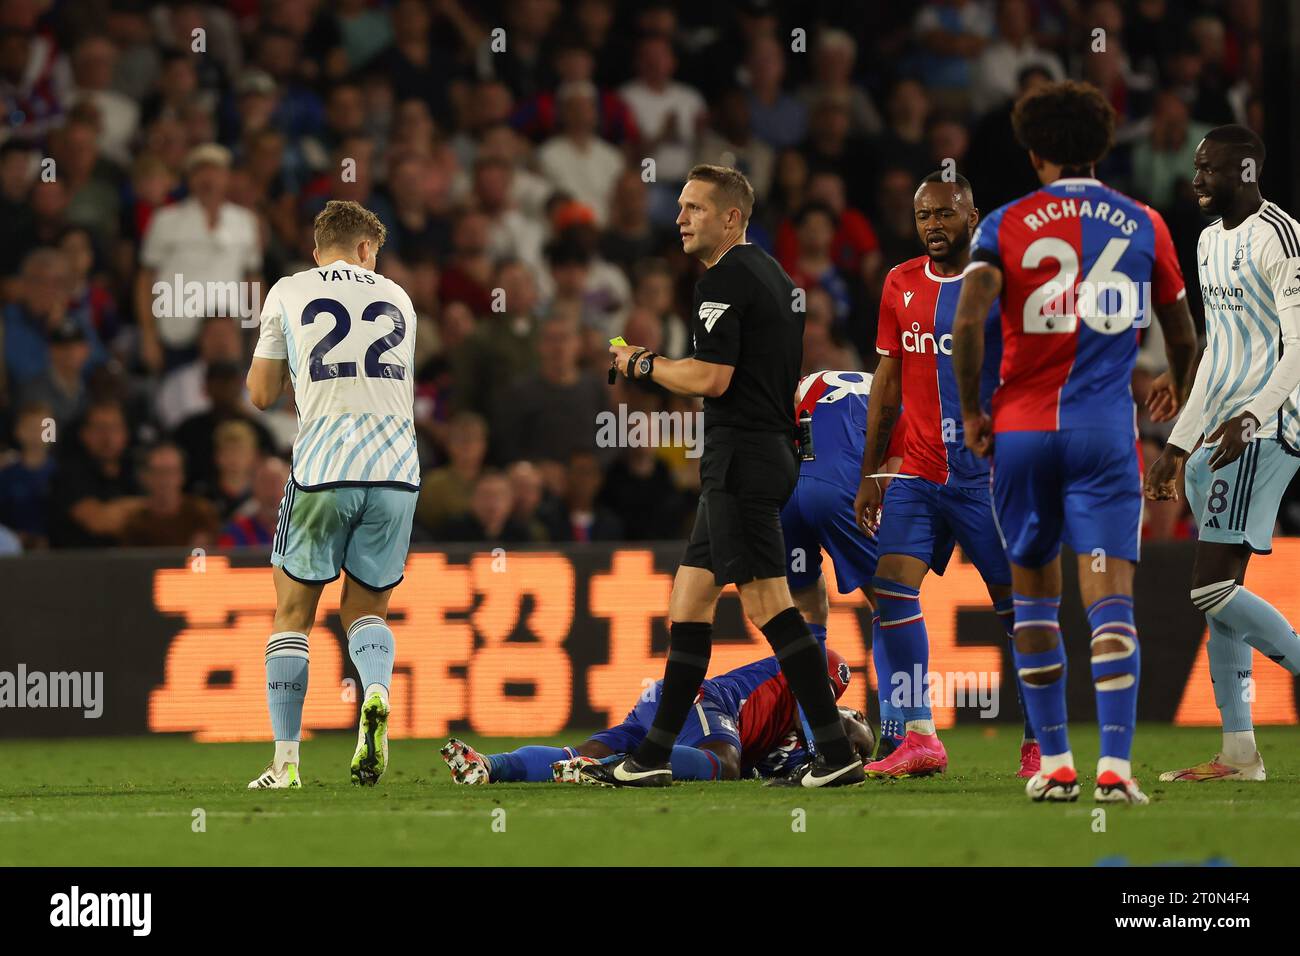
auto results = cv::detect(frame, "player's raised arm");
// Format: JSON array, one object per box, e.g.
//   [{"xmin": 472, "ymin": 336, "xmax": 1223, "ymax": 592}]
[{"xmin": 952, "ymin": 262, "xmax": 1002, "ymax": 456}]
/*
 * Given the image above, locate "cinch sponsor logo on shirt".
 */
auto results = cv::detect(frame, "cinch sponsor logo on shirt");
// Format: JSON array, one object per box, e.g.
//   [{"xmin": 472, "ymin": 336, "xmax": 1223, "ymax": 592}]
[
  {"xmin": 901, "ymin": 322, "xmax": 952, "ymax": 355},
  {"xmin": 1021, "ymin": 198, "xmax": 1140, "ymax": 236},
  {"xmin": 698, "ymin": 301, "xmax": 730, "ymax": 333}
]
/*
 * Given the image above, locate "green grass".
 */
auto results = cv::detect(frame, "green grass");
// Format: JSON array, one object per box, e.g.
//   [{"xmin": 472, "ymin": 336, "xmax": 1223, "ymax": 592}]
[{"xmin": 2, "ymin": 725, "xmax": 1298, "ymax": 866}]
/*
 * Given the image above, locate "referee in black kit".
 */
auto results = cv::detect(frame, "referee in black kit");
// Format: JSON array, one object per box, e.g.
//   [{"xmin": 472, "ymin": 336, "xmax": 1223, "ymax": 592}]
[{"xmin": 594, "ymin": 165, "xmax": 864, "ymax": 788}]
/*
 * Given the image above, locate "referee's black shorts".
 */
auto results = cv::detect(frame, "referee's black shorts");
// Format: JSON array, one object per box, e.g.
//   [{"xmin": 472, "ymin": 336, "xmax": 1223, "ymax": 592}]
[{"xmin": 681, "ymin": 426, "xmax": 799, "ymax": 586}]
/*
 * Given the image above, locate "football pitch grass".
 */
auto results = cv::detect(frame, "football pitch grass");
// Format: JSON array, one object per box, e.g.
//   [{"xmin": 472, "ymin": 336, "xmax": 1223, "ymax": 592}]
[{"xmin": 3, "ymin": 724, "xmax": 1298, "ymax": 867}]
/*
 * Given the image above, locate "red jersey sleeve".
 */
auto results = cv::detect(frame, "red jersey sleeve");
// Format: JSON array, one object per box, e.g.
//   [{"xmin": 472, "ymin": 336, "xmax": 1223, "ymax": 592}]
[
  {"xmin": 875, "ymin": 268, "xmax": 902, "ymax": 357},
  {"xmin": 1148, "ymin": 206, "xmax": 1186, "ymax": 306}
]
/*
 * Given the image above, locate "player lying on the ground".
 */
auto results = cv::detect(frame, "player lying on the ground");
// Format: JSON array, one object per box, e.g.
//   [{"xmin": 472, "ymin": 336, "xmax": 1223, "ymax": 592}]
[
  {"xmin": 952, "ymin": 81, "xmax": 1198, "ymax": 804},
  {"xmin": 440, "ymin": 648, "xmax": 873, "ymax": 783},
  {"xmin": 853, "ymin": 172, "xmax": 1040, "ymax": 781},
  {"xmin": 1145, "ymin": 125, "xmax": 1300, "ymax": 783}
]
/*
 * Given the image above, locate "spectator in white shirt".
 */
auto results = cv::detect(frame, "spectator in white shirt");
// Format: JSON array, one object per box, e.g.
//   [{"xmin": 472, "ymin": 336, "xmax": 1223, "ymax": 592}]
[
  {"xmin": 970, "ymin": 0, "xmax": 1065, "ymax": 114},
  {"xmin": 538, "ymin": 81, "xmax": 625, "ymax": 225},
  {"xmin": 66, "ymin": 36, "xmax": 140, "ymax": 167},
  {"xmin": 619, "ymin": 35, "xmax": 706, "ymax": 184},
  {"xmin": 134, "ymin": 143, "xmax": 262, "ymax": 373}
]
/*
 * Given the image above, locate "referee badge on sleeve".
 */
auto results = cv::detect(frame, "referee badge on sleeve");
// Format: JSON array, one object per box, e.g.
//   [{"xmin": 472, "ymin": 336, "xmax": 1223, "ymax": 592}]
[{"xmin": 699, "ymin": 301, "xmax": 730, "ymax": 333}]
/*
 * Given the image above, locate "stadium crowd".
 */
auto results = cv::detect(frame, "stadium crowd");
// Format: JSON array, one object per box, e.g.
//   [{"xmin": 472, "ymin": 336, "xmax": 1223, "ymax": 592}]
[{"xmin": 0, "ymin": 0, "xmax": 1282, "ymax": 554}]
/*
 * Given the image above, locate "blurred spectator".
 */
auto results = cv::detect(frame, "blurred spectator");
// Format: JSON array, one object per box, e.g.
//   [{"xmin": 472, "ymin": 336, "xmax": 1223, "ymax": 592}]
[
  {"xmin": 335, "ymin": 0, "xmax": 395, "ymax": 71},
  {"xmin": 800, "ymin": 29, "xmax": 883, "ymax": 139},
  {"xmin": 67, "ymin": 35, "xmax": 140, "ymax": 167},
  {"xmin": 802, "ymin": 92, "xmax": 875, "ymax": 215},
  {"xmin": 48, "ymin": 115, "xmax": 121, "ymax": 253},
  {"xmin": 970, "ymin": 0, "xmax": 1064, "ymax": 114},
  {"xmin": 621, "ymin": 34, "xmax": 706, "ymax": 184},
  {"xmin": 171, "ymin": 360, "xmax": 276, "ymax": 490},
  {"xmin": 439, "ymin": 209, "xmax": 496, "ymax": 315},
  {"xmin": 0, "ymin": 141, "xmax": 37, "ymax": 278},
  {"xmin": 0, "ymin": 25, "xmax": 63, "ymax": 144},
  {"xmin": 912, "ymin": 0, "xmax": 993, "ymax": 114},
  {"xmin": 4, "ymin": 247, "xmax": 106, "ymax": 397},
  {"xmin": 218, "ymin": 455, "xmax": 290, "ymax": 548},
  {"xmin": 538, "ymin": 81, "xmax": 626, "ymax": 225},
  {"xmin": 776, "ymin": 170, "xmax": 882, "ymax": 289},
  {"xmin": 539, "ymin": 451, "xmax": 624, "ymax": 542},
  {"xmin": 600, "ymin": 169, "xmax": 668, "ymax": 273},
  {"xmin": 696, "ymin": 87, "xmax": 775, "ymax": 204},
  {"xmin": 440, "ymin": 469, "xmax": 533, "ymax": 543},
  {"xmin": 59, "ymin": 226, "xmax": 118, "ymax": 345},
  {"xmin": 415, "ymin": 411, "xmax": 487, "ymax": 536},
  {"xmin": 154, "ymin": 316, "xmax": 249, "ymax": 432},
  {"xmin": 475, "ymin": 154, "xmax": 546, "ymax": 274},
  {"xmin": 1131, "ymin": 88, "xmax": 1212, "ymax": 211},
  {"xmin": 874, "ymin": 80, "xmax": 933, "ymax": 189},
  {"xmin": 965, "ymin": 65, "xmax": 1053, "ymax": 212},
  {"xmin": 599, "ymin": 442, "xmax": 685, "ymax": 541},
  {"xmin": 490, "ymin": 313, "xmax": 610, "ymax": 465},
  {"xmin": 47, "ymin": 400, "xmax": 141, "ymax": 548},
  {"xmin": 784, "ymin": 202, "xmax": 854, "ymax": 331},
  {"xmin": 135, "ymin": 143, "xmax": 262, "ymax": 372},
  {"xmin": 743, "ymin": 34, "xmax": 806, "ymax": 151},
  {"xmin": 0, "ymin": 401, "xmax": 57, "ymax": 549},
  {"xmin": 802, "ymin": 286, "xmax": 863, "ymax": 374},
  {"xmin": 631, "ymin": 258, "xmax": 688, "ymax": 358},
  {"xmin": 511, "ymin": 39, "xmax": 639, "ymax": 145},
  {"xmin": 450, "ymin": 259, "xmax": 541, "ymax": 419},
  {"xmin": 197, "ymin": 419, "xmax": 260, "ymax": 519},
  {"xmin": 506, "ymin": 459, "xmax": 549, "ymax": 542},
  {"xmin": 120, "ymin": 443, "xmax": 218, "ymax": 548},
  {"xmin": 19, "ymin": 319, "xmax": 89, "ymax": 430}
]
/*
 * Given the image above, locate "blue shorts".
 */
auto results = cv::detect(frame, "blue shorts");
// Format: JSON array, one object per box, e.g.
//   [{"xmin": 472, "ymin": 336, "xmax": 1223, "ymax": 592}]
[
  {"xmin": 588, "ymin": 688, "xmax": 742, "ymax": 755},
  {"xmin": 876, "ymin": 476, "xmax": 1010, "ymax": 583},
  {"xmin": 781, "ymin": 475, "xmax": 879, "ymax": 594},
  {"xmin": 991, "ymin": 429, "xmax": 1141, "ymax": 568},
  {"xmin": 1185, "ymin": 438, "xmax": 1300, "ymax": 555},
  {"xmin": 271, "ymin": 479, "xmax": 417, "ymax": 590}
]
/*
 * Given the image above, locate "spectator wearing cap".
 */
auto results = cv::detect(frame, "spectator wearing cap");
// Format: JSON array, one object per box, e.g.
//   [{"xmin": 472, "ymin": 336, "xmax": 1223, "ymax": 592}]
[
  {"xmin": 120, "ymin": 442, "xmax": 218, "ymax": 548},
  {"xmin": 4, "ymin": 247, "xmax": 107, "ymax": 400},
  {"xmin": 134, "ymin": 142, "xmax": 262, "ymax": 373},
  {"xmin": 538, "ymin": 81, "xmax": 626, "ymax": 226},
  {"xmin": 19, "ymin": 318, "xmax": 90, "ymax": 430},
  {"xmin": 171, "ymin": 359, "xmax": 276, "ymax": 492},
  {"xmin": 0, "ymin": 401, "xmax": 58, "ymax": 549},
  {"xmin": 47, "ymin": 399, "xmax": 142, "ymax": 548}
]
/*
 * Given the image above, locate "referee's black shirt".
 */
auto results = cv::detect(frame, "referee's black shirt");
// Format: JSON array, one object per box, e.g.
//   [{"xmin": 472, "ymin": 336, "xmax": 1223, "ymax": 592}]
[{"xmin": 689, "ymin": 243, "xmax": 803, "ymax": 434}]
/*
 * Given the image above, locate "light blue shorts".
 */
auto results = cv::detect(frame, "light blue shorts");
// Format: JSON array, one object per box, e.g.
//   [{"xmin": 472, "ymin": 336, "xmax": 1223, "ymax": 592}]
[
  {"xmin": 271, "ymin": 480, "xmax": 417, "ymax": 590},
  {"xmin": 1185, "ymin": 438, "xmax": 1300, "ymax": 555}
]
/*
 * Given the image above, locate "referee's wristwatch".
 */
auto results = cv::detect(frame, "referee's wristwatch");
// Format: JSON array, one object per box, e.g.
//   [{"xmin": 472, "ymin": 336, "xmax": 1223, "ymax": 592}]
[{"xmin": 635, "ymin": 351, "xmax": 657, "ymax": 380}]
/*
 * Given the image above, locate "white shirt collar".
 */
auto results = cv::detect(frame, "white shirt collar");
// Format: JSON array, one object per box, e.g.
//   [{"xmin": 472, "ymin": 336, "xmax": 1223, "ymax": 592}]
[{"xmin": 925, "ymin": 260, "xmax": 964, "ymax": 283}]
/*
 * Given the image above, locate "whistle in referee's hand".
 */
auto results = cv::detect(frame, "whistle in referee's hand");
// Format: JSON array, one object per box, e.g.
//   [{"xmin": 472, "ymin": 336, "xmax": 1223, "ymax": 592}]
[
  {"xmin": 797, "ymin": 410, "xmax": 815, "ymax": 461},
  {"xmin": 608, "ymin": 336, "xmax": 627, "ymax": 384}
]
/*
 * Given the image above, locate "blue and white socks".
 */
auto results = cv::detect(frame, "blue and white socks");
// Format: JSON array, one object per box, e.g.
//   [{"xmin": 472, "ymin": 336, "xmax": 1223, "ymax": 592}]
[
  {"xmin": 874, "ymin": 577, "xmax": 935, "ymax": 735},
  {"xmin": 266, "ymin": 631, "xmax": 309, "ymax": 767},
  {"xmin": 1087, "ymin": 595, "xmax": 1140, "ymax": 781},
  {"xmin": 1012, "ymin": 594, "xmax": 1071, "ymax": 773},
  {"xmin": 348, "ymin": 615, "xmax": 395, "ymax": 706}
]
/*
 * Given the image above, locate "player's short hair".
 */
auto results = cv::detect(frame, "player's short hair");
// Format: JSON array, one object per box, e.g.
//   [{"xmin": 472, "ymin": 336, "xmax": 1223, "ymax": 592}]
[
  {"xmin": 687, "ymin": 164, "xmax": 755, "ymax": 225},
  {"xmin": 313, "ymin": 199, "xmax": 387, "ymax": 255},
  {"xmin": 918, "ymin": 169, "xmax": 975, "ymax": 205},
  {"xmin": 1203, "ymin": 124, "xmax": 1266, "ymax": 169},
  {"xmin": 1011, "ymin": 80, "xmax": 1116, "ymax": 170}
]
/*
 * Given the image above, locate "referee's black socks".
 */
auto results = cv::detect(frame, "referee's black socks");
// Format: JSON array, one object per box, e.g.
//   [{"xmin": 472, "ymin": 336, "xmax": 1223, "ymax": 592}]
[
  {"xmin": 633, "ymin": 621, "xmax": 713, "ymax": 767},
  {"xmin": 762, "ymin": 607, "xmax": 855, "ymax": 767}
]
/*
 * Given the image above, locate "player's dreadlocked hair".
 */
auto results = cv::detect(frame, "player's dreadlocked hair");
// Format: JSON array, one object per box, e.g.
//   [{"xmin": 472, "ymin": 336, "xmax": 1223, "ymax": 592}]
[{"xmin": 1011, "ymin": 80, "xmax": 1116, "ymax": 173}]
